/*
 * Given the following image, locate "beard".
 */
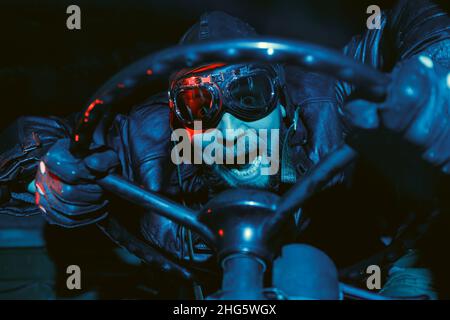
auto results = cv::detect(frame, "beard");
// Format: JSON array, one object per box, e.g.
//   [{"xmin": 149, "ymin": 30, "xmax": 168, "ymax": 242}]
[
  {"xmin": 198, "ymin": 139, "xmax": 282, "ymax": 196},
  {"xmin": 200, "ymin": 162, "xmax": 280, "ymax": 196}
]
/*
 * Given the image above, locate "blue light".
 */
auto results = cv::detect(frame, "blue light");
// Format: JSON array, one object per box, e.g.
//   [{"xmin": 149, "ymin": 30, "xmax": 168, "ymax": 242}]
[
  {"xmin": 305, "ymin": 55, "xmax": 314, "ymax": 63},
  {"xmin": 243, "ymin": 227, "xmax": 253, "ymax": 240},
  {"xmin": 419, "ymin": 55, "xmax": 433, "ymax": 69}
]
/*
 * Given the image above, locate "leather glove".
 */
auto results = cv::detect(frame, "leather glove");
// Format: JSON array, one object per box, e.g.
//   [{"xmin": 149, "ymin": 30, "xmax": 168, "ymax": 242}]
[
  {"xmin": 343, "ymin": 55, "xmax": 449, "ymax": 174},
  {"xmin": 35, "ymin": 138, "xmax": 119, "ymax": 227},
  {"xmin": 0, "ymin": 115, "xmax": 71, "ymax": 215}
]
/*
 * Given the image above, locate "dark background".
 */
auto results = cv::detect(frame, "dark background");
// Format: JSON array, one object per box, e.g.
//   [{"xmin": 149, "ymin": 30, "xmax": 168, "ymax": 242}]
[{"xmin": 0, "ymin": 0, "xmax": 399, "ymax": 130}]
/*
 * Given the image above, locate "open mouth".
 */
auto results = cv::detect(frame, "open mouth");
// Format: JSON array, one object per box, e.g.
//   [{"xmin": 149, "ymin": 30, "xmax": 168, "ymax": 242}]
[{"xmin": 223, "ymin": 155, "xmax": 262, "ymax": 178}]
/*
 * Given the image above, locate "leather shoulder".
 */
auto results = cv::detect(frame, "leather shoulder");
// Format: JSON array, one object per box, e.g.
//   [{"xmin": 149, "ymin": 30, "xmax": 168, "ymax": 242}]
[
  {"xmin": 0, "ymin": 116, "xmax": 71, "ymax": 184},
  {"xmin": 127, "ymin": 93, "xmax": 172, "ymax": 166}
]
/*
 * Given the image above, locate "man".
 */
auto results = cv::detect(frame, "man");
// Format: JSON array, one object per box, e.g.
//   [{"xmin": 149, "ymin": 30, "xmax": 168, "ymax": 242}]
[{"xmin": 2, "ymin": 0, "xmax": 449, "ymax": 298}]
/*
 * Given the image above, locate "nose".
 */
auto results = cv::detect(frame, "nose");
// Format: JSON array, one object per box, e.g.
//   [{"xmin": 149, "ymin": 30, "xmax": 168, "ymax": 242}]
[
  {"xmin": 217, "ymin": 112, "xmax": 240, "ymax": 131},
  {"xmin": 216, "ymin": 112, "xmax": 249, "ymax": 144}
]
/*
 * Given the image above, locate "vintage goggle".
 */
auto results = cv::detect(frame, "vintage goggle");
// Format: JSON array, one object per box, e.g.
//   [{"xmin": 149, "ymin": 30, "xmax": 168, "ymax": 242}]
[{"xmin": 169, "ymin": 64, "xmax": 280, "ymax": 129}]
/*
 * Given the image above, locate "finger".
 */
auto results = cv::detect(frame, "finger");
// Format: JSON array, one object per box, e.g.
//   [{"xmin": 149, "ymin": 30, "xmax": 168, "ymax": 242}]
[
  {"xmin": 379, "ymin": 56, "xmax": 431, "ymax": 134},
  {"xmin": 84, "ymin": 149, "xmax": 120, "ymax": 174},
  {"xmin": 54, "ymin": 182, "xmax": 104, "ymax": 204},
  {"xmin": 422, "ymin": 126, "xmax": 450, "ymax": 169},
  {"xmin": 38, "ymin": 194, "xmax": 107, "ymax": 227},
  {"xmin": 36, "ymin": 175, "xmax": 104, "ymax": 214},
  {"xmin": 37, "ymin": 156, "xmax": 103, "ymax": 203},
  {"xmin": 42, "ymin": 139, "xmax": 94, "ymax": 183},
  {"xmin": 342, "ymin": 99, "xmax": 380, "ymax": 132}
]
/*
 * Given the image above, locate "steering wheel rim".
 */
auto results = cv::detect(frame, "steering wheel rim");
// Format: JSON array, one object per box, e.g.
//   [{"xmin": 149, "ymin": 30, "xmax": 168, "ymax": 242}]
[{"xmin": 71, "ymin": 37, "xmax": 390, "ymax": 157}]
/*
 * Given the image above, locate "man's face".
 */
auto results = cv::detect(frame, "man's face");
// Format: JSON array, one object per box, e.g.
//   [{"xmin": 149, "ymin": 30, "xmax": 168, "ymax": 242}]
[
  {"xmin": 170, "ymin": 63, "xmax": 283, "ymax": 189},
  {"xmin": 190, "ymin": 105, "xmax": 282, "ymax": 189}
]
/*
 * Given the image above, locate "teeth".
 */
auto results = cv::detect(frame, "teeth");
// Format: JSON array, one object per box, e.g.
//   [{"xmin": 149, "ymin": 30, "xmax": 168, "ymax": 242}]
[{"xmin": 230, "ymin": 156, "xmax": 262, "ymax": 177}]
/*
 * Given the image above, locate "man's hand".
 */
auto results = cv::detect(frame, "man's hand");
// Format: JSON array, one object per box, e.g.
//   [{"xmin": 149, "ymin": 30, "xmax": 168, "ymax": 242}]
[
  {"xmin": 35, "ymin": 138, "xmax": 119, "ymax": 227},
  {"xmin": 343, "ymin": 55, "xmax": 450, "ymax": 175}
]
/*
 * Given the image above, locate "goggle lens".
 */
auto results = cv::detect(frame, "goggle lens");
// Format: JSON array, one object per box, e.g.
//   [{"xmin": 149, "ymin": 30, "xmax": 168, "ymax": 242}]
[
  {"xmin": 229, "ymin": 73, "xmax": 274, "ymax": 113},
  {"xmin": 175, "ymin": 87, "xmax": 213, "ymax": 123}
]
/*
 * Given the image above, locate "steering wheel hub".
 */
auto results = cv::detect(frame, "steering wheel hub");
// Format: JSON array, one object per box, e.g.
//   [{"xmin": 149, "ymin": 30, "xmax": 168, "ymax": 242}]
[{"xmin": 198, "ymin": 188, "xmax": 281, "ymax": 262}]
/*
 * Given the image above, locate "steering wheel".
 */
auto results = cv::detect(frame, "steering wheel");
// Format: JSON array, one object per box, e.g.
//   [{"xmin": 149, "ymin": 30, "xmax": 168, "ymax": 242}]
[{"xmin": 70, "ymin": 37, "xmax": 392, "ymax": 298}]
